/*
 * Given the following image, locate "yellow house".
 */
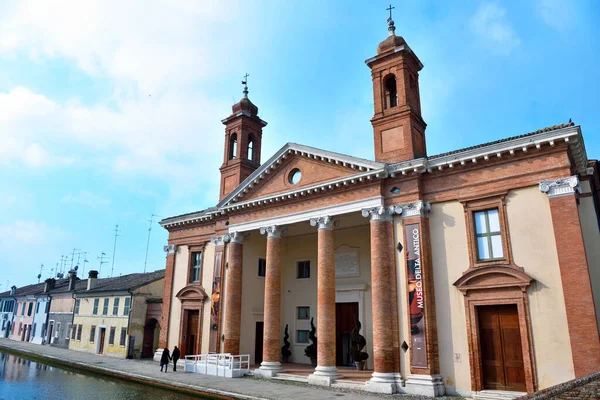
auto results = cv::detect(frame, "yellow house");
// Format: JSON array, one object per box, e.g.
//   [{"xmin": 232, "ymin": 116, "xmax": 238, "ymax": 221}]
[{"xmin": 69, "ymin": 270, "xmax": 164, "ymax": 359}]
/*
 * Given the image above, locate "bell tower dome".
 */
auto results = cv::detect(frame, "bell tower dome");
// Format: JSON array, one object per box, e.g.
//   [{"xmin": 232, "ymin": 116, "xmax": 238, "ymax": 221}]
[
  {"xmin": 366, "ymin": 10, "xmax": 427, "ymax": 163},
  {"xmin": 219, "ymin": 76, "xmax": 267, "ymax": 200}
]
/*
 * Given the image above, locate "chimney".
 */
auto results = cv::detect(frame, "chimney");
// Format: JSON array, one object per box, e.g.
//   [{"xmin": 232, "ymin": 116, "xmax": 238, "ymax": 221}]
[
  {"xmin": 87, "ymin": 270, "xmax": 98, "ymax": 291},
  {"xmin": 10, "ymin": 285, "xmax": 16, "ymax": 296},
  {"xmin": 44, "ymin": 278, "xmax": 56, "ymax": 293},
  {"xmin": 68, "ymin": 270, "xmax": 77, "ymax": 291}
]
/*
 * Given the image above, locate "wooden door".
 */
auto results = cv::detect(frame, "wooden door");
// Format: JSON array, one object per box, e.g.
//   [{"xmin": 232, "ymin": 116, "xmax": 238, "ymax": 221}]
[
  {"xmin": 142, "ymin": 326, "xmax": 155, "ymax": 358},
  {"xmin": 336, "ymin": 302, "xmax": 359, "ymax": 366},
  {"xmin": 478, "ymin": 305, "xmax": 526, "ymax": 391},
  {"xmin": 185, "ymin": 310, "xmax": 200, "ymax": 356},
  {"xmin": 99, "ymin": 328, "xmax": 106, "ymax": 355},
  {"xmin": 255, "ymin": 322, "xmax": 264, "ymax": 365}
]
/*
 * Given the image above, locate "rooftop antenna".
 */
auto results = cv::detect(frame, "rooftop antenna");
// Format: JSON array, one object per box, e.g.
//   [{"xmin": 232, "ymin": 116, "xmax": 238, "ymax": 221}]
[
  {"xmin": 38, "ymin": 264, "xmax": 44, "ymax": 283},
  {"xmin": 144, "ymin": 214, "xmax": 163, "ymax": 273},
  {"xmin": 81, "ymin": 252, "xmax": 89, "ymax": 276},
  {"xmin": 110, "ymin": 224, "xmax": 121, "ymax": 278},
  {"xmin": 97, "ymin": 252, "xmax": 108, "ymax": 276},
  {"xmin": 70, "ymin": 248, "xmax": 80, "ymax": 271},
  {"xmin": 59, "ymin": 255, "xmax": 65, "ymax": 275}
]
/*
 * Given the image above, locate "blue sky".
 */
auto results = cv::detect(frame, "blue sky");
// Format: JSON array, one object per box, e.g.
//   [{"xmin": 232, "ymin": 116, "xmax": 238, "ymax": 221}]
[{"xmin": 0, "ymin": 0, "xmax": 598, "ymax": 290}]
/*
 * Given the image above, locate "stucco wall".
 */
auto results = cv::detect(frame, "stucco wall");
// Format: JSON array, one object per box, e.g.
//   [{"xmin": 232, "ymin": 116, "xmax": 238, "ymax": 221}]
[
  {"xmin": 130, "ymin": 278, "xmax": 164, "ymax": 357},
  {"xmin": 49, "ymin": 295, "xmax": 75, "ymax": 313},
  {"xmin": 31, "ymin": 297, "xmax": 50, "ymax": 344},
  {"xmin": 167, "ymin": 245, "xmax": 189, "ymax": 350}
]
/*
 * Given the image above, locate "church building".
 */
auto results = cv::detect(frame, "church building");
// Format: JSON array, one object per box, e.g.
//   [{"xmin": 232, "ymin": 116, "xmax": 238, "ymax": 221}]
[{"xmin": 156, "ymin": 14, "xmax": 600, "ymax": 398}]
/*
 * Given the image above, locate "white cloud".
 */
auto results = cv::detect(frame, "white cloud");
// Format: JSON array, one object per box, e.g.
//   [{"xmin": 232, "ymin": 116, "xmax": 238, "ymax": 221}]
[
  {"xmin": 536, "ymin": 0, "xmax": 574, "ymax": 31},
  {"xmin": 471, "ymin": 2, "xmax": 520, "ymax": 54},
  {"xmin": 0, "ymin": 220, "xmax": 67, "ymax": 246},
  {"xmin": 61, "ymin": 190, "xmax": 111, "ymax": 208}
]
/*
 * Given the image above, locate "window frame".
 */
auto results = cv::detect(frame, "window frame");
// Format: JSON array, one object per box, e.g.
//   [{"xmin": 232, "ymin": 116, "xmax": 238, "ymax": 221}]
[
  {"xmin": 187, "ymin": 245, "xmax": 206, "ymax": 284},
  {"xmin": 66, "ymin": 323, "xmax": 72, "ymax": 340},
  {"xmin": 473, "ymin": 209, "xmax": 504, "ymax": 261},
  {"xmin": 108, "ymin": 326, "xmax": 116, "ymax": 346},
  {"xmin": 296, "ymin": 260, "xmax": 311, "ymax": 279},
  {"xmin": 119, "ymin": 327, "xmax": 127, "ymax": 347},
  {"xmin": 76, "ymin": 324, "xmax": 82, "ymax": 341},
  {"xmin": 258, "ymin": 258, "xmax": 266, "ymax": 278},
  {"xmin": 296, "ymin": 330, "xmax": 310, "ymax": 344},
  {"xmin": 89, "ymin": 325, "xmax": 96, "ymax": 343},
  {"xmin": 123, "ymin": 297, "xmax": 131, "ymax": 316},
  {"xmin": 112, "ymin": 298, "xmax": 120, "ymax": 316},
  {"xmin": 92, "ymin": 299, "xmax": 99, "ymax": 315},
  {"xmin": 102, "ymin": 298, "xmax": 109, "ymax": 315},
  {"xmin": 296, "ymin": 306, "xmax": 310, "ymax": 320},
  {"xmin": 74, "ymin": 299, "xmax": 80, "ymax": 315}
]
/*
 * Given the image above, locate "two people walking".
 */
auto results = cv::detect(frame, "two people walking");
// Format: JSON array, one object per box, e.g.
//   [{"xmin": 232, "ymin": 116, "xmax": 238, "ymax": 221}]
[{"xmin": 159, "ymin": 346, "xmax": 181, "ymax": 373}]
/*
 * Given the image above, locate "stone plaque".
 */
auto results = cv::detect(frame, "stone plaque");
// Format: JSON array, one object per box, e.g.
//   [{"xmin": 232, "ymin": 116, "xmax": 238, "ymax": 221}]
[{"xmin": 335, "ymin": 245, "xmax": 360, "ymax": 278}]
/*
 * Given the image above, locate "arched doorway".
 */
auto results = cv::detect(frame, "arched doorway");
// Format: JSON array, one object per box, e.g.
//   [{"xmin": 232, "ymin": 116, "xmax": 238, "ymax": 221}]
[{"xmin": 142, "ymin": 318, "xmax": 160, "ymax": 358}]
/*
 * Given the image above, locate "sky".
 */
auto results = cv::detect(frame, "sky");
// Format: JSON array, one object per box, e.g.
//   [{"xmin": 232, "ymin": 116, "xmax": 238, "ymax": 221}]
[{"xmin": 0, "ymin": 0, "xmax": 599, "ymax": 290}]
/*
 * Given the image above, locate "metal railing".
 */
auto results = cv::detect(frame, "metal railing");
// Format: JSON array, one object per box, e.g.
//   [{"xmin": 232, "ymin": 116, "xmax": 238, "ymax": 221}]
[{"xmin": 183, "ymin": 353, "xmax": 250, "ymax": 378}]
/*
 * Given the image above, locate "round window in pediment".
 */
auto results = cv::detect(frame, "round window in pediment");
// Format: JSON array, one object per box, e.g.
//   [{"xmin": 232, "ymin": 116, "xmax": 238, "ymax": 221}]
[{"xmin": 288, "ymin": 168, "xmax": 302, "ymax": 185}]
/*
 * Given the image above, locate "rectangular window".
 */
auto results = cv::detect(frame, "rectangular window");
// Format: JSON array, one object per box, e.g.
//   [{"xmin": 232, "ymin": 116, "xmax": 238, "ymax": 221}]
[
  {"xmin": 123, "ymin": 298, "xmax": 131, "ymax": 316},
  {"xmin": 297, "ymin": 330, "xmax": 310, "ymax": 344},
  {"xmin": 296, "ymin": 261, "xmax": 310, "ymax": 279},
  {"xmin": 92, "ymin": 299, "xmax": 99, "ymax": 315},
  {"xmin": 474, "ymin": 209, "xmax": 504, "ymax": 261},
  {"xmin": 36, "ymin": 302, "xmax": 40, "ymax": 313},
  {"xmin": 32, "ymin": 323, "xmax": 36, "ymax": 337},
  {"xmin": 41, "ymin": 323, "xmax": 46, "ymax": 338},
  {"xmin": 71, "ymin": 324, "xmax": 77, "ymax": 340},
  {"xmin": 21, "ymin": 303, "xmax": 25, "ymax": 316},
  {"xmin": 112, "ymin": 298, "xmax": 120, "ymax": 316},
  {"xmin": 55, "ymin": 322, "xmax": 61, "ymax": 338},
  {"xmin": 76, "ymin": 324, "xmax": 82, "ymax": 341},
  {"xmin": 102, "ymin": 298, "xmax": 109, "ymax": 315},
  {"xmin": 90, "ymin": 325, "xmax": 96, "ymax": 343},
  {"xmin": 297, "ymin": 306, "xmax": 310, "ymax": 320},
  {"xmin": 74, "ymin": 299, "xmax": 80, "ymax": 315},
  {"xmin": 190, "ymin": 251, "xmax": 202, "ymax": 282},
  {"xmin": 258, "ymin": 258, "xmax": 266, "ymax": 277},
  {"xmin": 27, "ymin": 302, "xmax": 33, "ymax": 316},
  {"xmin": 119, "ymin": 327, "xmax": 127, "ymax": 347},
  {"xmin": 108, "ymin": 327, "xmax": 116, "ymax": 345},
  {"xmin": 45, "ymin": 302, "xmax": 50, "ymax": 313}
]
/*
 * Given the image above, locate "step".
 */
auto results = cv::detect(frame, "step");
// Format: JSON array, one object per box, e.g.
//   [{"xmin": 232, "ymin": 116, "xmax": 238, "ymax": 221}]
[
  {"xmin": 272, "ymin": 373, "xmax": 309, "ymax": 383},
  {"xmin": 472, "ymin": 390, "xmax": 527, "ymax": 400}
]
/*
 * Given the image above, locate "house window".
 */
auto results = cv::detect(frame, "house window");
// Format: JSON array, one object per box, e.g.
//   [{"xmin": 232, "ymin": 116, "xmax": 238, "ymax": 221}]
[
  {"xmin": 92, "ymin": 299, "xmax": 99, "ymax": 315},
  {"xmin": 474, "ymin": 209, "xmax": 504, "ymax": 261},
  {"xmin": 90, "ymin": 325, "xmax": 96, "ymax": 343},
  {"xmin": 41, "ymin": 323, "xmax": 46, "ymax": 338},
  {"xmin": 32, "ymin": 323, "xmax": 36, "ymax": 337},
  {"xmin": 76, "ymin": 324, "xmax": 82, "ymax": 341},
  {"xmin": 45, "ymin": 302, "xmax": 49, "ymax": 313},
  {"xmin": 297, "ymin": 330, "xmax": 310, "ymax": 344},
  {"xmin": 112, "ymin": 298, "xmax": 120, "ymax": 316},
  {"xmin": 258, "ymin": 258, "xmax": 266, "ymax": 277},
  {"xmin": 71, "ymin": 324, "xmax": 77, "ymax": 340},
  {"xmin": 102, "ymin": 298, "xmax": 109, "ymax": 315},
  {"xmin": 124, "ymin": 298, "xmax": 131, "ymax": 316},
  {"xmin": 190, "ymin": 251, "xmax": 202, "ymax": 283},
  {"xmin": 66, "ymin": 323, "xmax": 72, "ymax": 339},
  {"xmin": 55, "ymin": 322, "xmax": 61, "ymax": 338},
  {"xmin": 27, "ymin": 302, "xmax": 33, "ymax": 316},
  {"xmin": 74, "ymin": 299, "xmax": 80, "ymax": 315},
  {"xmin": 36, "ymin": 302, "xmax": 40, "ymax": 314},
  {"xmin": 21, "ymin": 303, "xmax": 25, "ymax": 316},
  {"xmin": 109, "ymin": 327, "xmax": 116, "ymax": 345},
  {"xmin": 297, "ymin": 306, "xmax": 310, "ymax": 320},
  {"xmin": 119, "ymin": 327, "xmax": 127, "ymax": 347},
  {"xmin": 297, "ymin": 261, "xmax": 310, "ymax": 279}
]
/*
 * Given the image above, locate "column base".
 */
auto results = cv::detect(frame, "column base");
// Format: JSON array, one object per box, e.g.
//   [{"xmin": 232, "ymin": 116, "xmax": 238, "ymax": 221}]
[
  {"xmin": 153, "ymin": 348, "xmax": 164, "ymax": 363},
  {"xmin": 308, "ymin": 366, "xmax": 340, "ymax": 387},
  {"xmin": 394, "ymin": 372, "xmax": 405, "ymax": 392},
  {"xmin": 364, "ymin": 372, "xmax": 398, "ymax": 394},
  {"xmin": 254, "ymin": 361, "xmax": 282, "ymax": 378},
  {"xmin": 404, "ymin": 374, "xmax": 445, "ymax": 397}
]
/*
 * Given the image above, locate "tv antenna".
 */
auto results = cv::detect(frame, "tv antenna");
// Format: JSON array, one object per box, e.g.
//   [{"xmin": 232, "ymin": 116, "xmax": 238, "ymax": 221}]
[
  {"xmin": 38, "ymin": 264, "xmax": 44, "ymax": 283},
  {"xmin": 97, "ymin": 252, "xmax": 109, "ymax": 276},
  {"xmin": 144, "ymin": 214, "xmax": 162, "ymax": 273},
  {"xmin": 70, "ymin": 248, "xmax": 80, "ymax": 271},
  {"xmin": 81, "ymin": 252, "xmax": 89, "ymax": 276},
  {"xmin": 110, "ymin": 224, "xmax": 121, "ymax": 278}
]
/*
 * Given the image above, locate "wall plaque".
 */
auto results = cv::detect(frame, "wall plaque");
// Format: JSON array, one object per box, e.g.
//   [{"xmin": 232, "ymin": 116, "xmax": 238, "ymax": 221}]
[{"xmin": 335, "ymin": 245, "xmax": 360, "ymax": 278}]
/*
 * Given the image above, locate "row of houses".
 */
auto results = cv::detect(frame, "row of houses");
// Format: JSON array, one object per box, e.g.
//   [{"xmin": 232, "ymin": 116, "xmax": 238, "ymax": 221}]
[{"xmin": 0, "ymin": 269, "xmax": 164, "ymax": 359}]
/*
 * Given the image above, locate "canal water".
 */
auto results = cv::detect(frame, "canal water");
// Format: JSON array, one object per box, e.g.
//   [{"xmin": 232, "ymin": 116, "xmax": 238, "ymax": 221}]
[{"xmin": 0, "ymin": 350, "xmax": 212, "ymax": 400}]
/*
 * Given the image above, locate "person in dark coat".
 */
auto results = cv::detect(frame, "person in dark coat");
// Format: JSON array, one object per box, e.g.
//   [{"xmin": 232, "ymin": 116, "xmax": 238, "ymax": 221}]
[
  {"xmin": 160, "ymin": 348, "xmax": 171, "ymax": 372},
  {"xmin": 172, "ymin": 346, "xmax": 181, "ymax": 372}
]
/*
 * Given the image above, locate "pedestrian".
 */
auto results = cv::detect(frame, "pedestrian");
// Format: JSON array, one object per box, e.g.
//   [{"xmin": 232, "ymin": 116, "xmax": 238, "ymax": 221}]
[
  {"xmin": 172, "ymin": 346, "xmax": 181, "ymax": 372},
  {"xmin": 160, "ymin": 348, "xmax": 171, "ymax": 373}
]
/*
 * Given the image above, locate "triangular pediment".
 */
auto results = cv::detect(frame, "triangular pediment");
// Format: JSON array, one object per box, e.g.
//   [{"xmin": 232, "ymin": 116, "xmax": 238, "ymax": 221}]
[{"xmin": 218, "ymin": 143, "xmax": 385, "ymax": 207}]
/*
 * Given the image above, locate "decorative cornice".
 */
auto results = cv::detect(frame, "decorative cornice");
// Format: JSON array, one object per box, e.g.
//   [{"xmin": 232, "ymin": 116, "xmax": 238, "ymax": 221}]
[
  {"xmin": 228, "ymin": 232, "xmax": 250, "ymax": 244},
  {"xmin": 539, "ymin": 176, "xmax": 580, "ymax": 198},
  {"xmin": 309, "ymin": 216, "xmax": 337, "ymax": 230},
  {"xmin": 163, "ymin": 245, "xmax": 177, "ymax": 255},
  {"xmin": 259, "ymin": 225, "xmax": 285, "ymax": 239},
  {"xmin": 394, "ymin": 200, "xmax": 431, "ymax": 218},
  {"xmin": 361, "ymin": 206, "xmax": 394, "ymax": 222},
  {"xmin": 210, "ymin": 236, "xmax": 228, "ymax": 246}
]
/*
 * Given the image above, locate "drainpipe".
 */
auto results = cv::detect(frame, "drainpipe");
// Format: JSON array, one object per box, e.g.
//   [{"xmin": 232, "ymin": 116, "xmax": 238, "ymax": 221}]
[
  {"xmin": 126, "ymin": 289, "xmax": 134, "ymax": 359},
  {"xmin": 70, "ymin": 291, "xmax": 77, "ymax": 345}
]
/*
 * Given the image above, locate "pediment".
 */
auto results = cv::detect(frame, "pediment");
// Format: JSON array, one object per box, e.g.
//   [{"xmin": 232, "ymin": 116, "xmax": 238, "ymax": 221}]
[
  {"xmin": 453, "ymin": 265, "xmax": 533, "ymax": 293},
  {"xmin": 176, "ymin": 285, "xmax": 208, "ymax": 301}
]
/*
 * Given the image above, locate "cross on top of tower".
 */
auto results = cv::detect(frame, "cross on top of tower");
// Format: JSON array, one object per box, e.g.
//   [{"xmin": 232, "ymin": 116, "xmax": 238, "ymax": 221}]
[
  {"xmin": 386, "ymin": 4, "xmax": 396, "ymax": 36},
  {"xmin": 242, "ymin": 73, "xmax": 249, "ymax": 98},
  {"xmin": 387, "ymin": 4, "xmax": 395, "ymax": 20}
]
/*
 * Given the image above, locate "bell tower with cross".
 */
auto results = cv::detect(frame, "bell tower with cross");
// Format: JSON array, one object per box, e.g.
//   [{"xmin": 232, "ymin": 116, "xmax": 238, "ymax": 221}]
[
  {"xmin": 365, "ymin": 5, "xmax": 427, "ymax": 163},
  {"xmin": 219, "ymin": 74, "xmax": 267, "ymax": 200}
]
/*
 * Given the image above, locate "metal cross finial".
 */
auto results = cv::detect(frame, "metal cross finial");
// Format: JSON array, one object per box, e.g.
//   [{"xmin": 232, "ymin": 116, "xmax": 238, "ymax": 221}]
[
  {"xmin": 241, "ymin": 73, "xmax": 249, "ymax": 98},
  {"xmin": 386, "ymin": 4, "xmax": 396, "ymax": 36},
  {"xmin": 387, "ymin": 4, "xmax": 395, "ymax": 20}
]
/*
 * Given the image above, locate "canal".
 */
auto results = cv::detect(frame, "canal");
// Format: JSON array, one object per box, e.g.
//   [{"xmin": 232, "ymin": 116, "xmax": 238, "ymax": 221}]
[{"xmin": 0, "ymin": 350, "xmax": 214, "ymax": 400}]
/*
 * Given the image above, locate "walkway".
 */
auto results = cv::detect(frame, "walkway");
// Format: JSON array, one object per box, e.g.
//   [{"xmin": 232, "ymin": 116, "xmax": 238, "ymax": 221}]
[{"xmin": 0, "ymin": 338, "xmax": 456, "ymax": 399}]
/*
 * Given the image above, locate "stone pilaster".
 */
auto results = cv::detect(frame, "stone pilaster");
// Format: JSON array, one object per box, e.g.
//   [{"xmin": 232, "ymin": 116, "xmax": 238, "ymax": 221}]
[
  {"xmin": 541, "ymin": 176, "xmax": 600, "ymax": 377},
  {"xmin": 158, "ymin": 244, "xmax": 177, "ymax": 350},
  {"xmin": 223, "ymin": 232, "xmax": 247, "ymax": 355},
  {"xmin": 255, "ymin": 225, "xmax": 284, "ymax": 378},
  {"xmin": 308, "ymin": 216, "xmax": 339, "ymax": 386}
]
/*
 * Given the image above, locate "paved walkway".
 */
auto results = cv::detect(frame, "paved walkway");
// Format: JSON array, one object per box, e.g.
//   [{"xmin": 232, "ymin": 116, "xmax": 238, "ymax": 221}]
[{"xmin": 0, "ymin": 338, "xmax": 457, "ymax": 399}]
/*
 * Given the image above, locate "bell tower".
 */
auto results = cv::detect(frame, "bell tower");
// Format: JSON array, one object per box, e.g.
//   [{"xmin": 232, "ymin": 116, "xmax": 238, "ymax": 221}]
[
  {"xmin": 219, "ymin": 76, "xmax": 267, "ymax": 200},
  {"xmin": 366, "ymin": 10, "xmax": 426, "ymax": 163}
]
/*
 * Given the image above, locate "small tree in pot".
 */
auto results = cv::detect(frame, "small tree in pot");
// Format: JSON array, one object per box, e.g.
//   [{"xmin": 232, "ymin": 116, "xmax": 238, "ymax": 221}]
[
  {"xmin": 349, "ymin": 319, "xmax": 369, "ymax": 370},
  {"xmin": 281, "ymin": 324, "xmax": 292, "ymax": 363},
  {"xmin": 304, "ymin": 317, "xmax": 317, "ymax": 367}
]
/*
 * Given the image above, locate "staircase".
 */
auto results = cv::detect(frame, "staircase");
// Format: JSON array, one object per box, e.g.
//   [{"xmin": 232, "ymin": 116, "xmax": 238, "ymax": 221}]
[{"xmin": 471, "ymin": 390, "xmax": 527, "ymax": 400}]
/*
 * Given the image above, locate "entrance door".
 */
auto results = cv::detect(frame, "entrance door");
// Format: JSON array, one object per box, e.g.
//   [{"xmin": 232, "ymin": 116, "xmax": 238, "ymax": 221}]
[
  {"xmin": 478, "ymin": 305, "xmax": 526, "ymax": 391},
  {"xmin": 255, "ymin": 322, "xmax": 264, "ymax": 365},
  {"xmin": 185, "ymin": 310, "xmax": 199, "ymax": 356},
  {"xmin": 98, "ymin": 328, "xmax": 106, "ymax": 355},
  {"xmin": 142, "ymin": 319, "xmax": 158, "ymax": 358},
  {"xmin": 336, "ymin": 302, "xmax": 359, "ymax": 367}
]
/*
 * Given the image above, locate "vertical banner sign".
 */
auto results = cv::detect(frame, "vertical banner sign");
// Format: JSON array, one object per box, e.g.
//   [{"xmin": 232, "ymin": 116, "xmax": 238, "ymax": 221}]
[
  {"xmin": 405, "ymin": 222, "xmax": 428, "ymax": 368},
  {"xmin": 209, "ymin": 250, "xmax": 224, "ymax": 353}
]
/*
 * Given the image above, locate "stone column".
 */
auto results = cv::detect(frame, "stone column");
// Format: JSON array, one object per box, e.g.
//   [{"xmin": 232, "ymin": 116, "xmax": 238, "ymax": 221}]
[
  {"xmin": 308, "ymin": 216, "xmax": 339, "ymax": 386},
  {"xmin": 362, "ymin": 207, "xmax": 398, "ymax": 394},
  {"xmin": 255, "ymin": 225, "xmax": 284, "ymax": 378},
  {"xmin": 156, "ymin": 244, "xmax": 177, "ymax": 361},
  {"xmin": 540, "ymin": 176, "xmax": 600, "ymax": 376},
  {"xmin": 223, "ymin": 232, "xmax": 247, "ymax": 355}
]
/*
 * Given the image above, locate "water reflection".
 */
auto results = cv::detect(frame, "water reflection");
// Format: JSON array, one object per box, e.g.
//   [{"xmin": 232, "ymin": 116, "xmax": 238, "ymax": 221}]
[{"xmin": 0, "ymin": 350, "xmax": 206, "ymax": 400}]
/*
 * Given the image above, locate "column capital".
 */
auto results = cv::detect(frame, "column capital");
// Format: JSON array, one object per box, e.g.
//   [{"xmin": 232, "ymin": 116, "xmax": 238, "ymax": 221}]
[
  {"xmin": 394, "ymin": 200, "xmax": 431, "ymax": 218},
  {"xmin": 210, "ymin": 235, "xmax": 228, "ymax": 246},
  {"xmin": 163, "ymin": 244, "xmax": 177, "ymax": 255},
  {"xmin": 539, "ymin": 175, "xmax": 581, "ymax": 198},
  {"xmin": 227, "ymin": 232, "xmax": 250, "ymax": 244},
  {"xmin": 309, "ymin": 215, "xmax": 337, "ymax": 230},
  {"xmin": 259, "ymin": 225, "xmax": 285, "ymax": 238},
  {"xmin": 362, "ymin": 206, "xmax": 394, "ymax": 222}
]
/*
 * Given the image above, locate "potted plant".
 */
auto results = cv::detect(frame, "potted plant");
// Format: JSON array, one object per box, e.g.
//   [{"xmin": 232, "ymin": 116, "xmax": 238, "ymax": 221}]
[
  {"xmin": 349, "ymin": 319, "xmax": 369, "ymax": 370},
  {"xmin": 304, "ymin": 317, "xmax": 317, "ymax": 367},
  {"xmin": 281, "ymin": 324, "xmax": 292, "ymax": 363}
]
